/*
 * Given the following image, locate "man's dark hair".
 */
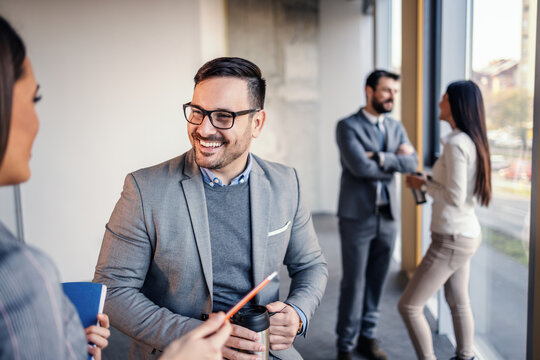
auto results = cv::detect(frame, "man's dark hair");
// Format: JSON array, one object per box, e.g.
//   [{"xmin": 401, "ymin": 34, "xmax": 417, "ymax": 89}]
[
  {"xmin": 365, "ymin": 69, "xmax": 400, "ymax": 90},
  {"xmin": 194, "ymin": 57, "xmax": 266, "ymax": 109},
  {"xmin": 0, "ymin": 16, "xmax": 26, "ymax": 167}
]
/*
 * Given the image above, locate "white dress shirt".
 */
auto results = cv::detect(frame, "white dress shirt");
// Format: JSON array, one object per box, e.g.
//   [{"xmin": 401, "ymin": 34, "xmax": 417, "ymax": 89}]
[{"xmin": 426, "ymin": 128, "xmax": 481, "ymax": 237}]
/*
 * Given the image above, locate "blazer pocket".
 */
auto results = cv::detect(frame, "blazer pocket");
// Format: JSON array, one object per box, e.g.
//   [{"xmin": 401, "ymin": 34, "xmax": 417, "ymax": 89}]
[{"xmin": 268, "ymin": 220, "xmax": 291, "ymax": 237}]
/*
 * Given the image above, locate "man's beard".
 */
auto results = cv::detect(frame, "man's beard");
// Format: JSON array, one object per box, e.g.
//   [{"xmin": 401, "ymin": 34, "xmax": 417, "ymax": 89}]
[
  {"xmin": 372, "ymin": 98, "xmax": 394, "ymax": 114},
  {"xmin": 190, "ymin": 130, "xmax": 250, "ymax": 171}
]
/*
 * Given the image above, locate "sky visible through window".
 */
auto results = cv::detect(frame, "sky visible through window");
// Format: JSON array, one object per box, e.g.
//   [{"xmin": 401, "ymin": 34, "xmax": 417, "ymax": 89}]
[{"xmin": 472, "ymin": 0, "xmax": 522, "ymax": 70}]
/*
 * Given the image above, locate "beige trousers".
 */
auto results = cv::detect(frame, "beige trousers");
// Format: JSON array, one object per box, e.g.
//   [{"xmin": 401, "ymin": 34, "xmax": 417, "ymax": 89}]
[{"xmin": 398, "ymin": 232, "xmax": 481, "ymax": 360}]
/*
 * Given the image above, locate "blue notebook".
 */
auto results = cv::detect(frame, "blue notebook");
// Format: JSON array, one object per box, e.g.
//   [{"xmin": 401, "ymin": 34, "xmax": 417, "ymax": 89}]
[{"xmin": 62, "ymin": 282, "xmax": 107, "ymax": 360}]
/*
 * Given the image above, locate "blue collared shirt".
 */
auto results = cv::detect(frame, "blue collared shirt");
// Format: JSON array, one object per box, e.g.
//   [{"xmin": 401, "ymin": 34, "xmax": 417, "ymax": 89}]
[
  {"xmin": 200, "ymin": 154, "xmax": 253, "ymax": 187},
  {"xmin": 199, "ymin": 153, "xmax": 308, "ymax": 335}
]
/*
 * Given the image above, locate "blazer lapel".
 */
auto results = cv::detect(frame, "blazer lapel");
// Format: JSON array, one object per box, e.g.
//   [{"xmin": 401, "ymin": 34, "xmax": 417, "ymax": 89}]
[
  {"xmin": 180, "ymin": 150, "xmax": 213, "ymax": 299},
  {"xmin": 382, "ymin": 116, "xmax": 394, "ymax": 151},
  {"xmin": 356, "ymin": 110, "xmax": 380, "ymax": 149},
  {"xmin": 249, "ymin": 157, "xmax": 270, "ymax": 303}
]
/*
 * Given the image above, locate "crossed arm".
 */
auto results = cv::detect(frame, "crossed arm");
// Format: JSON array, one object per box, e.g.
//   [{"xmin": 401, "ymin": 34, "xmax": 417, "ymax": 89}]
[
  {"xmin": 366, "ymin": 142, "xmax": 415, "ymax": 161},
  {"xmin": 336, "ymin": 120, "xmax": 418, "ymax": 180}
]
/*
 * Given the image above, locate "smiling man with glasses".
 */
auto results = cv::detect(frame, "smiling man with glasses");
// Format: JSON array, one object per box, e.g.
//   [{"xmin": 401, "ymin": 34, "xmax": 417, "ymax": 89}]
[{"xmin": 94, "ymin": 57, "xmax": 328, "ymax": 360}]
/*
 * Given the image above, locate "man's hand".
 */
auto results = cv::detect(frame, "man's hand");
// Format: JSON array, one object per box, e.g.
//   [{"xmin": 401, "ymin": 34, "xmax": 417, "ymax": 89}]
[
  {"xmin": 365, "ymin": 151, "xmax": 374, "ymax": 159},
  {"xmin": 161, "ymin": 312, "xmax": 232, "ymax": 360},
  {"xmin": 86, "ymin": 313, "xmax": 111, "ymax": 360},
  {"xmin": 266, "ymin": 301, "xmax": 300, "ymax": 351},
  {"xmin": 397, "ymin": 143, "xmax": 414, "ymax": 155},
  {"xmin": 223, "ymin": 323, "xmax": 264, "ymax": 360}
]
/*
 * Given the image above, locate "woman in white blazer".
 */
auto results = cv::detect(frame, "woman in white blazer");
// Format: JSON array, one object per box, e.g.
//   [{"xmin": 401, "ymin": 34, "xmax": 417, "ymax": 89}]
[{"xmin": 398, "ymin": 81, "xmax": 491, "ymax": 360}]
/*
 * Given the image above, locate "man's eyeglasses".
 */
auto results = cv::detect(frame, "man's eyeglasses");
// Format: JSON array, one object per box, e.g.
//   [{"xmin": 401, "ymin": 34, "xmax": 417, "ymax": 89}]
[{"xmin": 183, "ymin": 103, "xmax": 261, "ymax": 130}]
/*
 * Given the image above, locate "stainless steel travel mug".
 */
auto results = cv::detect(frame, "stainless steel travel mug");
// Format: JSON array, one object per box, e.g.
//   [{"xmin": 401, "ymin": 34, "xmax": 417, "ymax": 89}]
[
  {"xmin": 232, "ymin": 305, "xmax": 270, "ymax": 360},
  {"xmin": 411, "ymin": 187, "xmax": 427, "ymax": 204}
]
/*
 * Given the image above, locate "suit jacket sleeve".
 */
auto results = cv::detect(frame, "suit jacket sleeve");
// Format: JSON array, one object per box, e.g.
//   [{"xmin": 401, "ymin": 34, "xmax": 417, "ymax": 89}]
[
  {"xmin": 282, "ymin": 169, "xmax": 328, "ymax": 331},
  {"xmin": 379, "ymin": 121, "xmax": 418, "ymax": 173},
  {"xmin": 93, "ymin": 174, "xmax": 201, "ymax": 352},
  {"xmin": 336, "ymin": 120, "xmax": 394, "ymax": 181}
]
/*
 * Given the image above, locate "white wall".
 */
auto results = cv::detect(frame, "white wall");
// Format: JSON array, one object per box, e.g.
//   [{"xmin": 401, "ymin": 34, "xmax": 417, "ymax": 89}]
[
  {"xmin": 0, "ymin": 0, "xmax": 223, "ymax": 281},
  {"xmin": 318, "ymin": 0, "xmax": 374, "ymax": 212},
  {"xmin": 0, "ymin": 0, "xmax": 372, "ymax": 280},
  {"xmin": 200, "ymin": 0, "xmax": 227, "ymax": 62}
]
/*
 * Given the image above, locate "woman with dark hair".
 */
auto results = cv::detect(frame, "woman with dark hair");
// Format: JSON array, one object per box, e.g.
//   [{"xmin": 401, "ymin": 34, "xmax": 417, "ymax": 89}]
[
  {"xmin": 398, "ymin": 80, "xmax": 491, "ymax": 360},
  {"xmin": 0, "ymin": 16, "xmax": 230, "ymax": 360}
]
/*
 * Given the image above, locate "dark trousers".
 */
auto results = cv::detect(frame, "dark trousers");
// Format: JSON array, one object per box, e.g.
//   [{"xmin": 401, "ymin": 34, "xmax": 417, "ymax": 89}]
[{"xmin": 336, "ymin": 209, "xmax": 397, "ymax": 352}]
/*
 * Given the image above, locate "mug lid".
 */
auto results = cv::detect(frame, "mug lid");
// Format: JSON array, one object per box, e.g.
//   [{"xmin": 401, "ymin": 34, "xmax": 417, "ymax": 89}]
[{"xmin": 232, "ymin": 304, "xmax": 270, "ymax": 332}]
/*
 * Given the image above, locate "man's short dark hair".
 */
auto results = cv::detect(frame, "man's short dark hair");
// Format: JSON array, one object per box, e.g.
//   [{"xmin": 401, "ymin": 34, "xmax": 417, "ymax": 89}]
[
  {"xmin": 194, "ymin": 57, "xmax": 266, "ymax": 109},
  {"xmin": 365, "ymin": 70, "xmax": 400, "ymax": 90}
]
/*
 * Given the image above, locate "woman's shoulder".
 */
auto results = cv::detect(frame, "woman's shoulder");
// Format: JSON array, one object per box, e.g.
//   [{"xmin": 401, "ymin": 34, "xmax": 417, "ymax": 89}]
[
  {"xmin": 442, "ymin": 131, "xmax": 476, "ymax": 164},
  {"xmin": 446, "ymin": 130, "xmax": 475, "ymax": 149},
  {"xmin": 0, "ymin": 224, "xmax": 27, "ymax": 265},
  {"xmin": 0, "ymin": 229, "xmax": 85, "ymax": 360},
  {"xmin": 0, "ymin": 228, "xmax": 61, "ymax": 290}
]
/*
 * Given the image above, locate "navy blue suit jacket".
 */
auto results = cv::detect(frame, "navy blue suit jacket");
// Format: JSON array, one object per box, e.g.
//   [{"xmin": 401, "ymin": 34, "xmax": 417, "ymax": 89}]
[{"xmin": 336, "ymin": 109, "xmax": 418, "ymax": 220}]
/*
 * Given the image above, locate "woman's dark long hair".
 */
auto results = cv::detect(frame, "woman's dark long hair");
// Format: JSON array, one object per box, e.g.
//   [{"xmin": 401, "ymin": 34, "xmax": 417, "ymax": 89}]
[
  {"xmin": 0, "ymin": 16, "xmax": 26, "ymax": 166},
  {"xmin": 447, "ymin": 80, "xmax": 491, "ymax": 206}
]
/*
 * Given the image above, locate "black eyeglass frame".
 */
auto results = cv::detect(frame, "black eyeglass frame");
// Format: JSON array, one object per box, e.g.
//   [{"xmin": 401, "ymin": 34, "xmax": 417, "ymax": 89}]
[{"xmin": 183, "ymin": 103, "xmax": 261, "ymax": 130}]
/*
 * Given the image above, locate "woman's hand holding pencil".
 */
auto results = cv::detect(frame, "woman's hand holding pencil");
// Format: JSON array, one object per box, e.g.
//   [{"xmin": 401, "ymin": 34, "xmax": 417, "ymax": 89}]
[{"xmin": 161, "ymin": 312, "xmax": 231, "ymax": 360}]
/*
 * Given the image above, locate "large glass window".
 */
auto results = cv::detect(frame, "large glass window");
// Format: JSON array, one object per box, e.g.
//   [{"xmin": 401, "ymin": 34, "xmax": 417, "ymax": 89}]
[{"xmin": 469, "ymin": 0, "xmax": 536, "ymax": 358}]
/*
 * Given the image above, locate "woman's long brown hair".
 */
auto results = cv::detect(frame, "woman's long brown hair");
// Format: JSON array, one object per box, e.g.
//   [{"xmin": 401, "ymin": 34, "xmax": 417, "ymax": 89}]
[{"xmin": 447, "ymin": 80, "xmax": 492, "ymax": 206}]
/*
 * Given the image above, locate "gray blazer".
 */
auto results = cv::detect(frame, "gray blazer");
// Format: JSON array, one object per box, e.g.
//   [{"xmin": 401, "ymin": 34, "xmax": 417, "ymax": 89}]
[
  {"xmin": 336, "ymin": 110, "xmax": 418, "ymax": 220},
  {"xmin": 93, "ymin": 149, "xmax": 328, "ymax": 360}
]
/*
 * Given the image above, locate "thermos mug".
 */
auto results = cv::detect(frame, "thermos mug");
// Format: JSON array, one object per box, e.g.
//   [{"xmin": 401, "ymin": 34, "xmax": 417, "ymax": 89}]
[
  {"xmin": 411, "ymin": 187, "xmax": 427, "ymax": 204},
  {"xmin": 232, "ymin": 305, "xmax": 270, "ymax": 360}
]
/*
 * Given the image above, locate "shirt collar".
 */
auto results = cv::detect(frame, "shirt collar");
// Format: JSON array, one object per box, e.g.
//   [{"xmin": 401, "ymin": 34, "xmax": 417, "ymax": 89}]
[
  {"xmin": 361, "ymin": 108, "xmax": 385, "ymax": 126},
  {"xmin": 200, "ymin": 153, "xmax": 252, "ymax": 187}
]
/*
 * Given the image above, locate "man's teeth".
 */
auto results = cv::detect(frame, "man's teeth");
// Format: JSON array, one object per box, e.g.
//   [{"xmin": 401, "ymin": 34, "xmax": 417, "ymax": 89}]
[{"xmin": 200, "ymin": 140, "xmax": 223, "ymax": 148}]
